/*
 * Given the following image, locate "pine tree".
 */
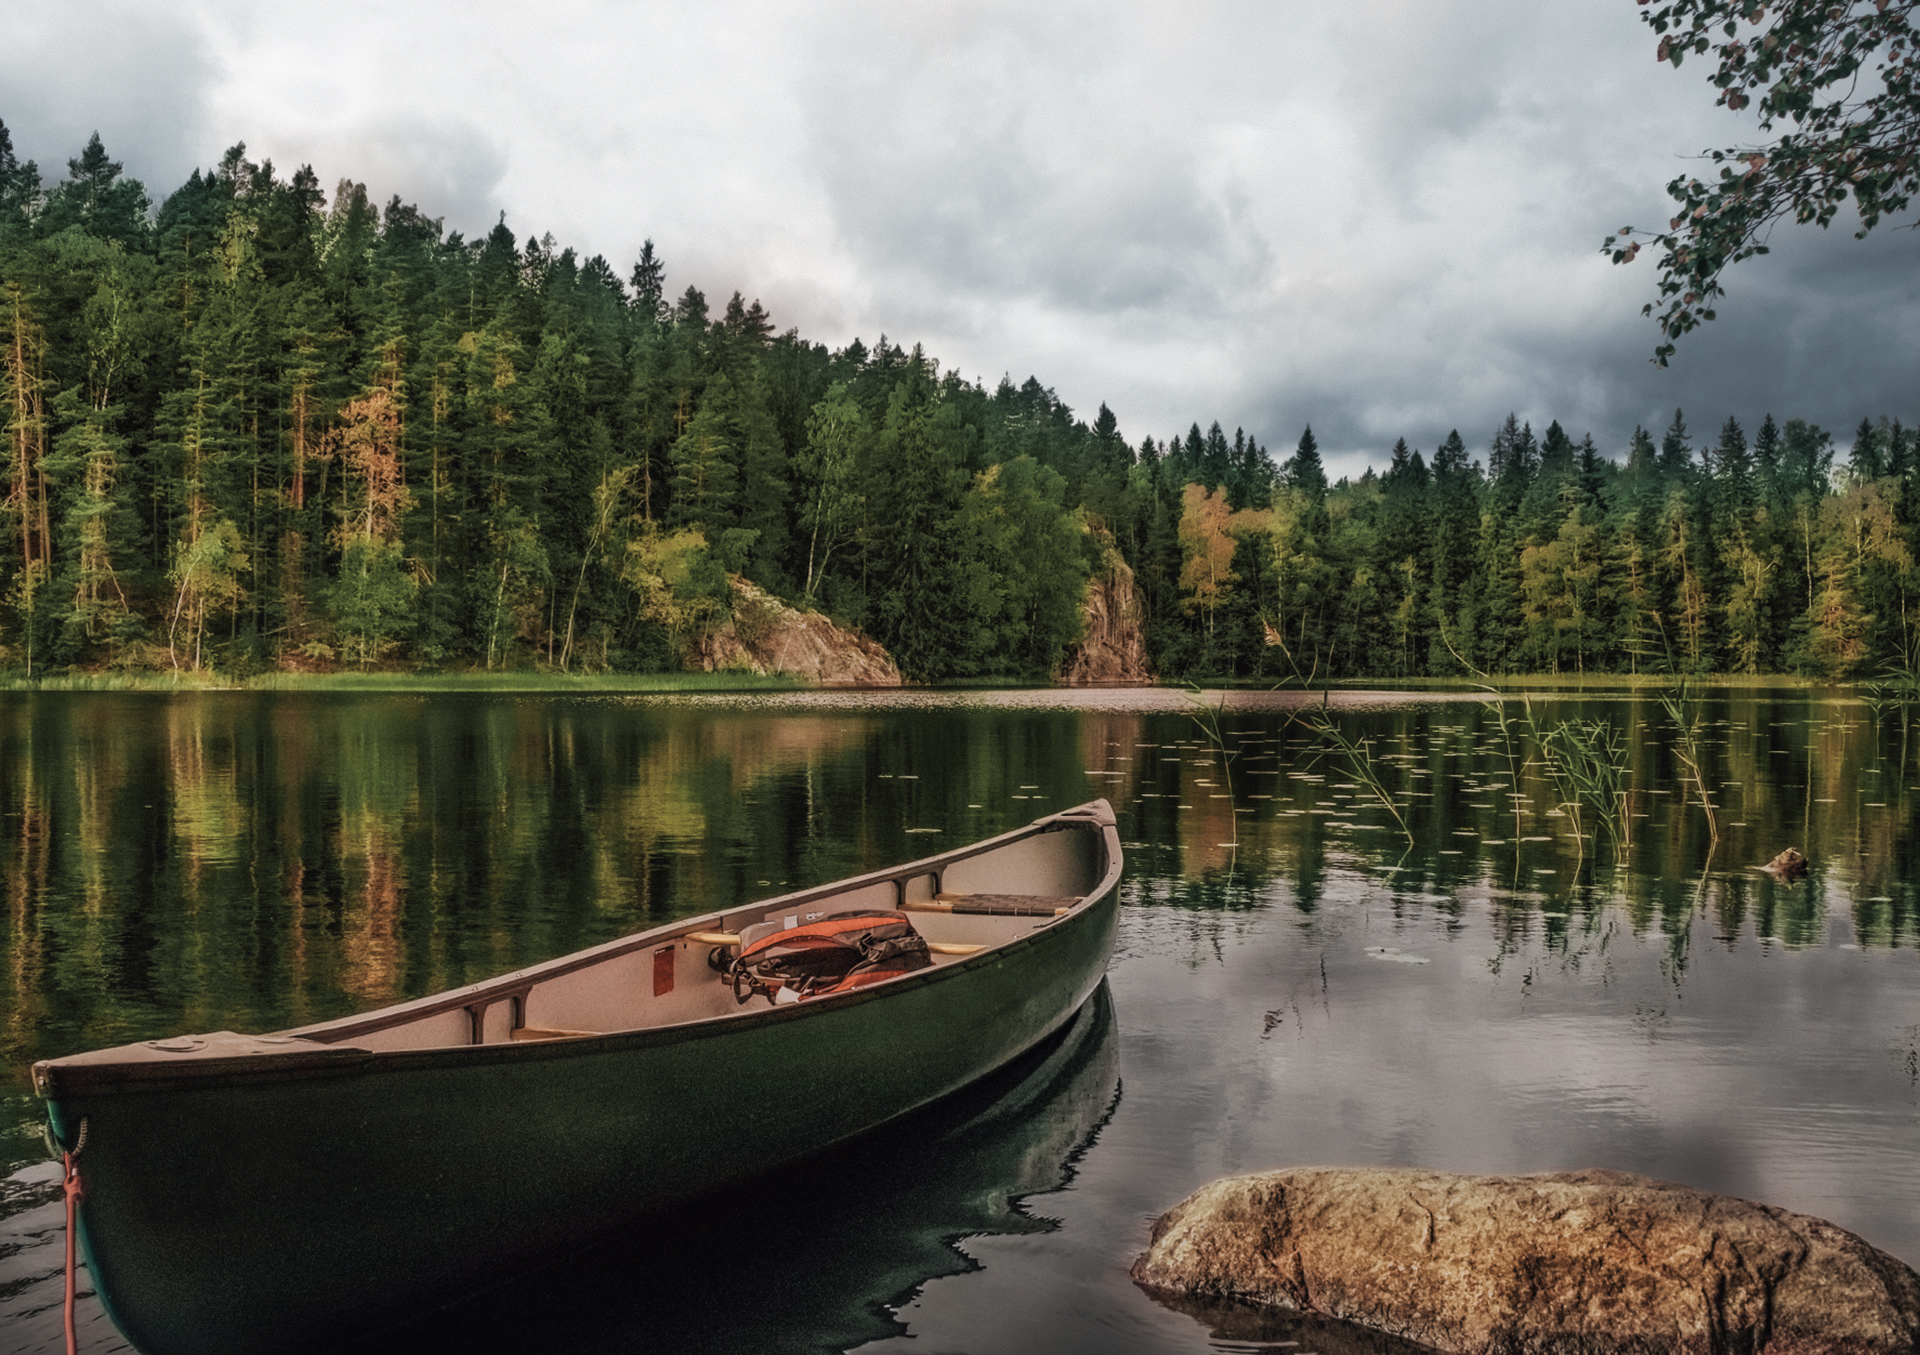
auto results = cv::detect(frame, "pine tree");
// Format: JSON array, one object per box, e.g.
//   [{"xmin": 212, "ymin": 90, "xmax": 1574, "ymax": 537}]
[{"xmin": 38, "ymin": 133, "xmax": 150, "ymax": 248}]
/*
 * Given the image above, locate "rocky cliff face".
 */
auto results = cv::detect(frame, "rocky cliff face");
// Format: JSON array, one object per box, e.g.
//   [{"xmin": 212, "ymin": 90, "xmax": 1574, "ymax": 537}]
[
  {"xmin": 687, "ymin": 578, "xmax": 901, "ymax": 686},
  {"xmin": 1132, "ymin": 1167, "xmax": 1920, "ymax": 1355},
  {"xmin": 1062, "ymin": 536, "xmax": 1154, "ymax": 685}
]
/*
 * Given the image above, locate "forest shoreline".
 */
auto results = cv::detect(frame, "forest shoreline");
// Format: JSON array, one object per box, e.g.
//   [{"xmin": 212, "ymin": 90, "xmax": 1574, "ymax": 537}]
[
  {"xmin": 0, "ymin": 669, "xmax": 1838, "ymax": 695},
  {"xmin": 0, "ymin": 670, "xmax": 812, "ymax": 694},
  {"xmin": 3, "ymin": 127, "xmax": 1914, "ymax": 692}
]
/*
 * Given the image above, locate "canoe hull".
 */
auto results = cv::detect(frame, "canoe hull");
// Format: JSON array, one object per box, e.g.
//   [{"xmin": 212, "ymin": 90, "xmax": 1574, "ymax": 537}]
[{"xmin": 52, "ymin": 858, "xmax": 1118, "ymax": 1355}]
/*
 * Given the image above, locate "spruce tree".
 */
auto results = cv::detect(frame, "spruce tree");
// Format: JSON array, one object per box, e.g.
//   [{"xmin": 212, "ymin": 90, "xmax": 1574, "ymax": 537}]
[
  {"xmin": 1200, "ymin": 420, "xmax": 1230, "ymax": 494},
  {"xmin": 0, "ymin": 119, "xmax": 40, "ymax": 234},
  {"xmin": 1753, "ymin": 414, "xmax": 1782, "ymax": 504},
  {"xmin": 1289, "ymin": 425, "xmax": 1327, "ymax": 502},
  {"xmin": 1658, "ymin": 409, "xmax": 1692, "ymax": 479},
  {"xmin": 1850, "ymin": 417, "xmax": 1885, "ymax": 482}
]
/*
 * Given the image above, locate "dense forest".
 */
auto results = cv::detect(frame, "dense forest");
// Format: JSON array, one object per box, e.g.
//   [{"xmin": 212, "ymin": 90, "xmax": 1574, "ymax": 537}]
[{"xmin": 1, "ymin": 125, "xmax": 1916, "ymax": 682}]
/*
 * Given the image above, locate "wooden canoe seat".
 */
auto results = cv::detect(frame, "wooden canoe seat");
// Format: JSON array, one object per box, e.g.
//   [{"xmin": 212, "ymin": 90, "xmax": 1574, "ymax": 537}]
[{"xmin": 905, "ymin": 893, "xmax": 1078, "ymax": 917}]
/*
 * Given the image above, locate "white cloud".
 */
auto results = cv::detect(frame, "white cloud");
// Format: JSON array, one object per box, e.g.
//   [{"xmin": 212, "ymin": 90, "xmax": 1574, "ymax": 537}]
[{"xmin": 4, "ymin": 0, "xmax": 1913, "ymax": 474}]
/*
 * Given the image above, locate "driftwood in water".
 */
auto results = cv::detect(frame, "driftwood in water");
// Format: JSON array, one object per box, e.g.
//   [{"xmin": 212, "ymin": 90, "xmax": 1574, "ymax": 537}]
[{"xmin": 1762, "ymin": 846, "xmax": 1810, "ymax": 879}]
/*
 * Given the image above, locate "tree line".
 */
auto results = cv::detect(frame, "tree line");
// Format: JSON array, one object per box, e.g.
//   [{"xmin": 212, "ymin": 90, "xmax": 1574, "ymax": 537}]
[{"xmin": 1, "ymin": 125, "xmax": 1915, "ymax": 682}]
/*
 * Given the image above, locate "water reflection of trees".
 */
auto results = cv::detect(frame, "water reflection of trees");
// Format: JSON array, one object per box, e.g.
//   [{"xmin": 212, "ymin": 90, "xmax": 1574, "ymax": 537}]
[
  {"xmin": 1119, "ymin": 689, "xmax": 1918, "ymax": 955},
  {"xmin": 2, "ymin": 686, "xmax": 1917, "ymax": 1084},
  {"xmin": 0, "ymin": 694, "xmax": 895, "ymax": 1077}
]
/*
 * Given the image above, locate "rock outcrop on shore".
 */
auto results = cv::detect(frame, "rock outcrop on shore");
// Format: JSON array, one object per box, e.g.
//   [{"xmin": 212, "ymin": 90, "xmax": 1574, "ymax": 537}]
[
  {"xmin": 1061, "ymin": 534, "xmax": 1153, "ymax": 685},
  {"xmin": 1132, "ymin": 1167, "xmax": 1920, "ymax": 1355},
  {"xmin": 687, "ymin": 579, "xmax": 901, "ymax": 686}
]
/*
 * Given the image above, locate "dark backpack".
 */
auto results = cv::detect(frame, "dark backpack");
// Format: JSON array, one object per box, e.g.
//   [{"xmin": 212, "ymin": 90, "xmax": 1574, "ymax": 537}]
[{"xmin": 715, "ymin": 909, "xmax": 932, "ymax": 1005}]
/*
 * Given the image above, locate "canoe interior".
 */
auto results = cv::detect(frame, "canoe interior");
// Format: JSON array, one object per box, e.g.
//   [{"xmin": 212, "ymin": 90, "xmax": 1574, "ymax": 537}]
[
  {"xmin": 35, "ymin": 802, "xmax": 1116, "ymax": 1096},
  {"xmin": 292, "ymin": 808, "xmax": 1103, "ymax": 1053}
]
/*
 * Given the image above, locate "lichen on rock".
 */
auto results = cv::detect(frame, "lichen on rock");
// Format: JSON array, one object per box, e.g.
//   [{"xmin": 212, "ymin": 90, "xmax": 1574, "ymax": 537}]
[{"xmin": 1132, "ymin": 1167, "xmax": 1920, "ymax": 1355}]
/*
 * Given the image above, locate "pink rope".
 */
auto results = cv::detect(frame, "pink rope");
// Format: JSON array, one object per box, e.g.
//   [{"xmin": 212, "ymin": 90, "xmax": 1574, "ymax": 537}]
[{"xmin": 62, "ymin": 1150, "xmax": 83, "ymax": 1355}]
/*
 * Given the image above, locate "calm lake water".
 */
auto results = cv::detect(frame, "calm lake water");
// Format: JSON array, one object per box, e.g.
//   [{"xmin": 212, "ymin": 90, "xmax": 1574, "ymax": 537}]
[{"xmin": 2, "ymin": 685, "xmax": 1918, "ymax": 1353}]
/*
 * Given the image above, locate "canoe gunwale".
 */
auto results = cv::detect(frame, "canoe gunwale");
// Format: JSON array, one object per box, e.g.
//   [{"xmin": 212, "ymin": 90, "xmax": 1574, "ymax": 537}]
[
  {"xmin": 33, "ymin": 801, "xmax": 1121, "ymax": 1104},
  {"xmin": 291, "ymin": 802, "xmax": 1109, "ymax": 1043},
  {"xmin": 37, "ymin": 902, "xmax": 1102, "ymax": 1100}
]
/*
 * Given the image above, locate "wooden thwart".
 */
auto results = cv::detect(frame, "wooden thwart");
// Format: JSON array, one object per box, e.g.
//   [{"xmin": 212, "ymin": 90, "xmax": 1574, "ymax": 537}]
[
  {"xmin": 510, "ymin": 1027, "xmax": 598, "ymax": 1042},
  {"xmin": 678, "ymin": 891, "xmax": 1077, "ymax": 960},
  {"xmin": 907, "ymin": 893, "xmax": 1077, "ymax": 917}
]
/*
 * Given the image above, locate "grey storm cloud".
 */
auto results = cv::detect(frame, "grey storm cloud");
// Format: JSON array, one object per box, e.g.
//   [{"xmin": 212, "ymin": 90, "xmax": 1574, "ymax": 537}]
[
  {"xmin": 1, "ymin": 2, "xmax": 218, "ymax": 191},
  {"xmin": 3, "ymin": 0, "xmax": 1913, "ymax": 477}
]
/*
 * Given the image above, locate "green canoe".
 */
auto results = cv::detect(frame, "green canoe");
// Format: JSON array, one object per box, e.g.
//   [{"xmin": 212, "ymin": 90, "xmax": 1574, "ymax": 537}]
[{"xmin": 33, "ymin": 800, "xmax": 1123, "ymax": 1355}]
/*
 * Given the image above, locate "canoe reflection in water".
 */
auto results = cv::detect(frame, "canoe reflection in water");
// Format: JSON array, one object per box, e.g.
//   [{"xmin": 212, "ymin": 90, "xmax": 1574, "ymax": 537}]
[{"xmin": 374, "ymin": 981, "xmax": 1121, "ymax": 1355}]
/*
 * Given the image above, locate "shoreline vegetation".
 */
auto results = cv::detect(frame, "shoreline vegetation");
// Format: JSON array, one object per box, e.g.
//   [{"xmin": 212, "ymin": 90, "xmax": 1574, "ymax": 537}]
[
  {"xmin": 0, "ymin": 670, "xmax": 1847, "ymax": 695},
  {"xmin": 2, "ymin": 125, "xmax": 1916, "ymax": 691}
]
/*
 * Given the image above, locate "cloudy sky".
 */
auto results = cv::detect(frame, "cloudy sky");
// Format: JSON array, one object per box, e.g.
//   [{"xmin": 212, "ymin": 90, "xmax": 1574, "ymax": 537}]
[{"xmin": 4, "ymin": 1, "xmax": 1913, "ymax": 479}]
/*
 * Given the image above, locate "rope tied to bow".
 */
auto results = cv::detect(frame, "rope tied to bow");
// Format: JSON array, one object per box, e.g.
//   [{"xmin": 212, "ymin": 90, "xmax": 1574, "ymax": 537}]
[{"xmin": 60, "ymin": 1117, "xmax": 88, "ymax": 1355}]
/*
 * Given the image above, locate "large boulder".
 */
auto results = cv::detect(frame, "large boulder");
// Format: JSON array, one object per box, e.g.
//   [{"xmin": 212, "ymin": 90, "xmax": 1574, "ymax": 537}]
[
  {"xmin": 1062, "ymin": 533, "xmax": 1153, "ymax": 685},
  {"xmin": 1132, "ymin": 1167, "xmax": 1920, "ymax": 1354},
  {"xmin": 688, "ymin": 579, "xmax": 901, "ymax": 686}
]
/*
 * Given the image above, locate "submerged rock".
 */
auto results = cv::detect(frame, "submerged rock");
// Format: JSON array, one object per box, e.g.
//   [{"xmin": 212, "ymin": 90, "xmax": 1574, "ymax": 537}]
[
  {"xmin": 1061, "ymin": 532, "xmax": 1154, "ymax": 685},
  {"xmin": 688, "ymin": 579, "xmax": 901, "ymax": 686},
  {"xmin": 1145, "ymin": 1289, "xmax": 1446, "ymax": 1354},
  {"xmin": 1131, "ymin": 1167, "xmax": 1920, "ymax": 1355}
]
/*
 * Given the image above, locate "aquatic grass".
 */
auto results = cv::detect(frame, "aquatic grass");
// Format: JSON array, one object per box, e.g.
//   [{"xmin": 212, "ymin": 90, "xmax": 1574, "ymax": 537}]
[
  {"xmin": 1619, "ymin": 628, "xmax": 1725, "ymax": 845},
  {"xmin": 1481, "ymin": 685, "xmax": 1533, "ymax": 846},
  {"xmin": 1257, "ymin": 642, "xmax": 1414, "ymax": 849},
  {"xmin": 1652, "ymin": 672, "xmax": 1720, "ymax": 844},
  {"xmin": 1658, "ymin": 839, "xmax": 1723, "ymax": 983},
  {"xmin": 1507, "ymin": 696, "xmax": 1623, "ymax": 867},
  {"xmin": 1536, "ymin": 715, "xmax": 1634, "ymax": 863},
  {"xmin": 1294, "ymin": 692, "xmax": 1414, "ymax": 849},
  {"xmin": 1438, "ymin": 631, "xmax": 1635, "ymax": 863},
  {"xmin": 1181, "ymin": 683, "xmax": 1241, "ymax": 845},
  {"xmin": 1859, "ymin": 634, "xmax": 1920, "ymax": 768}
]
